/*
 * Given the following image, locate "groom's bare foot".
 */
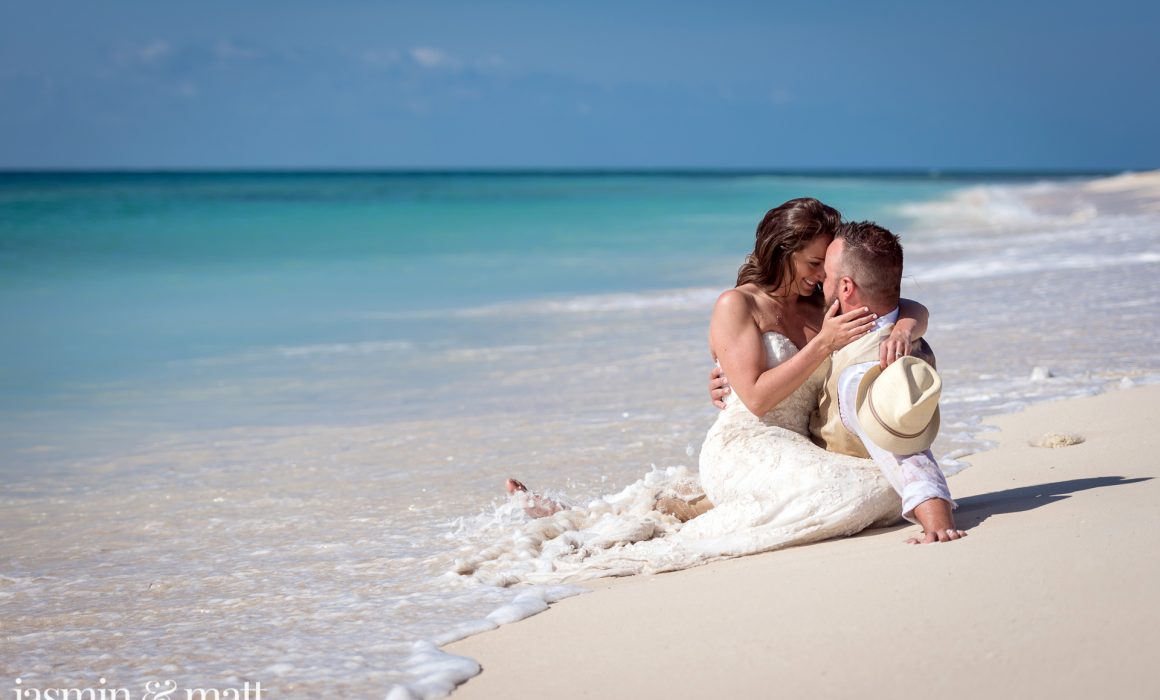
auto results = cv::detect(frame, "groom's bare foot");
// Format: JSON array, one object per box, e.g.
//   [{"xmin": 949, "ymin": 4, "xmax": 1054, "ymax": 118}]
[
  {"xmin": 907, "ymin": 497, "xmax": 968, "ymax": 544},
  {"xmin": 505, "ymin": 478, "xmax": 565, "ymax": 518}
]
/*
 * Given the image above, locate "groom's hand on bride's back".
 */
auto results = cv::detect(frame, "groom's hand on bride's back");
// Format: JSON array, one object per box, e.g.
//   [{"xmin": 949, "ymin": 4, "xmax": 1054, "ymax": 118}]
[{"xmin": 709, "ymin": 365, "xmax": 730, "ymax": 410}]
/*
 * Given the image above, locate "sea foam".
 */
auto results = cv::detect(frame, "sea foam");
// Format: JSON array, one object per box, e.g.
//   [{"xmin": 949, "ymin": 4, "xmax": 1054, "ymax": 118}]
[{"xmin": 386, "ymin": 585, "xmax": 585, "ymax": 700}]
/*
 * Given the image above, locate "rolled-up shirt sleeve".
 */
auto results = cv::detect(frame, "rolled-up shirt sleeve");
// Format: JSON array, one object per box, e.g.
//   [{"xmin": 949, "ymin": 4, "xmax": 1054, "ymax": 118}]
[{"xmin": 838, "ymin": 361, "xmax": 955, "ymax": 522}]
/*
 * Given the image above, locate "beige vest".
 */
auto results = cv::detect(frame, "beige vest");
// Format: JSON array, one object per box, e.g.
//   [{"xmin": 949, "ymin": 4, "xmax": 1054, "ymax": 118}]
[{"xmin": 808, "ymin": 324, "xmax": 895, "ymax": 458}]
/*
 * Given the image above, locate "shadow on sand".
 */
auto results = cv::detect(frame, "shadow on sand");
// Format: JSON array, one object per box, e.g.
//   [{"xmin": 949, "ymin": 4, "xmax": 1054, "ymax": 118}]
[{"xmin": 952, "ymin": 475, "xmax": 1153, "ymax": 529}]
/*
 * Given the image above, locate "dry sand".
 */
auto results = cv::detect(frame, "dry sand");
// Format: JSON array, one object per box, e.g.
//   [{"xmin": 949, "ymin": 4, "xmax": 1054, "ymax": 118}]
[{"xmin": 447, "ymin": 384, "xmax": 1160, "ymax": 699}]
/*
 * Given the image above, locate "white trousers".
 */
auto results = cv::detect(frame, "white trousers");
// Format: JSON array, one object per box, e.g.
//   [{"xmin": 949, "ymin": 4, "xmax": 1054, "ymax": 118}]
[{"xmin": 838, "ymin": 361, "xmax": 955, "ymax": 522}]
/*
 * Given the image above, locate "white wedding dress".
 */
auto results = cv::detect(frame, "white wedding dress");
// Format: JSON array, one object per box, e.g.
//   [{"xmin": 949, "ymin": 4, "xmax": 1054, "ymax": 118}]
[
  {"xmin": 456, "ymin": 332, "xmax": 901, "ymax": 586},
  {"xmin": 693, "ymin": 332, "xmax": 900, "ymax": 537}
]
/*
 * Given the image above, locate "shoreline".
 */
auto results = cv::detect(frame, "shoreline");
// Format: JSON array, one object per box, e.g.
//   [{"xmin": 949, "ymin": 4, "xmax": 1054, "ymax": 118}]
[
  {"xmin": 444, "ymin": 384, "xmax": 1160, "ymax": 699},
  {"xmin": 6, "ymin": 169, "xmax": 1159, "ymax": 698}
]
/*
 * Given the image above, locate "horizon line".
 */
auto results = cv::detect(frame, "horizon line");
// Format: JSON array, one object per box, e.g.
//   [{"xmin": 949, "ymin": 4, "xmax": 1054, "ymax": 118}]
[{"xmin": 0, "ymin": 166, "xmax": 1138, "ymax": 179}]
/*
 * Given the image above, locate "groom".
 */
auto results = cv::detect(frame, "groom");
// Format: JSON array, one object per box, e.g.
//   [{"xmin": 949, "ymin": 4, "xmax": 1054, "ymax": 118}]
[{"xmin": 711, "ymin": 221, "xmax": 965, "ymax": 544}]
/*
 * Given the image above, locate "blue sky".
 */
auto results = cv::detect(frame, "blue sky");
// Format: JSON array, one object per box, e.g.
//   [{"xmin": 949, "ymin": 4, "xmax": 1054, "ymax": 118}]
[{"xmin": 1, "ymin": 0, "xmax": 1157, "ymax": 169}]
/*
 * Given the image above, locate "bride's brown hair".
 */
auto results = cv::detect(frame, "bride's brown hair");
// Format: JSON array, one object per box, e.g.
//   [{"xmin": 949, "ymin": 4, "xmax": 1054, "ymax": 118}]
[{"xmin": 735, "ymin": 197, "xmax": 842, "ymax": 291}]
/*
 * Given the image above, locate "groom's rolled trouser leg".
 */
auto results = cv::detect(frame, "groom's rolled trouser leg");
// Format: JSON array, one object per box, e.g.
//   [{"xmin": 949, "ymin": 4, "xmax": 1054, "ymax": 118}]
[{"xmin": 837, "ymin": 361, "xmax": 956, "ymax": 525}]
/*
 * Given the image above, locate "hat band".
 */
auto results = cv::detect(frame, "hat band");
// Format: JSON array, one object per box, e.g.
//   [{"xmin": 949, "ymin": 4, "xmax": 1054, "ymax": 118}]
[{"xmin": 866, "ymin": 384, "xmax": 927, "ymax": 440}]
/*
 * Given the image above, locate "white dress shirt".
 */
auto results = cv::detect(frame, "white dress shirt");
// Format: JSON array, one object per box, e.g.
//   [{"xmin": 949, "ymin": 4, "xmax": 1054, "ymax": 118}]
[{"xmin": 836, "ymin": 308, "xmax": 955, "ymax": 522}]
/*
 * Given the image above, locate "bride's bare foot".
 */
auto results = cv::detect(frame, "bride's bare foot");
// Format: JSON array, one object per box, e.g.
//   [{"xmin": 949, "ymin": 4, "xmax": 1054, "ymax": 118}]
[
  {"xmin": 656, "ymin": 495, "xmax": 714, "ymax": 522},
  {"xmin": 906, "ymin": 497, "xmax": 968, "ymax": 544},
  {"xmin": 505, "ymin": 478, "xmax": 565, "ymax": 518}
]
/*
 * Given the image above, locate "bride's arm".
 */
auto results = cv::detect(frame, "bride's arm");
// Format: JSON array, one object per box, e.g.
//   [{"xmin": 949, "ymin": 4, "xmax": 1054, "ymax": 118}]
[
  {"xmin": 895, "ymin": 298, "xmax": 928, "ymax": 339},
  {"xmin": 879, "ymin": 298, "xmax": 929, "ymax": 368},
  {"xmin": 711, "ymin": 291, "xmax": 874, "ymax": 417}
]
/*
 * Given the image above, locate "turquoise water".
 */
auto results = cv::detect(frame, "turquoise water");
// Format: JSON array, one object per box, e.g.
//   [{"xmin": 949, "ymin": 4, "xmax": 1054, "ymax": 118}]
[{"xmin": 0, "ymin": 171, "xmax": 975, "ymax": 464}]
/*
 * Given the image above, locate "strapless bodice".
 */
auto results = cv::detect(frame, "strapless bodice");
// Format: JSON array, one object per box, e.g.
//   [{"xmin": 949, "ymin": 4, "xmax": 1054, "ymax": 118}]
[
  {"xmin": 722, "ymin": 331, "xmax": 826, "ymax": 436},
  {"xmin": 759, "ymin": 331, "xmax": 801, "ymax": 369}
]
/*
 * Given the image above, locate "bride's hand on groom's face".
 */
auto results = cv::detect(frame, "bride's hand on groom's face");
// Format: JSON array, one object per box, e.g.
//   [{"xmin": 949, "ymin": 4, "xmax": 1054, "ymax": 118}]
[
  {"xmin": 819, "ymin": 301, "xmax": 876, "ymax": 353},
  {"xmin": 879, "ymin": 329, "xmax": 913, "ymax": 369},
  {"xmin": 709, "ymin": 365, "xmax": 730, "ymax": 410}
]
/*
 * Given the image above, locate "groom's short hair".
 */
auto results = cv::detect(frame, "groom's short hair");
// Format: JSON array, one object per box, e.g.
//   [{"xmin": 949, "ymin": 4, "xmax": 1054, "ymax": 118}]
[{"xmin": 836, "ymin": 221, "xmax": 903, "ymax": 307}]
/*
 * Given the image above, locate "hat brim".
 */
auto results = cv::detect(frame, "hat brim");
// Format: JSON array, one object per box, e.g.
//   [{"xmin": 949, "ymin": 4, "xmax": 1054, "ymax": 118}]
[{"xmin": 855, "ymin": 362, "xmax": 941, "ymax": 455}]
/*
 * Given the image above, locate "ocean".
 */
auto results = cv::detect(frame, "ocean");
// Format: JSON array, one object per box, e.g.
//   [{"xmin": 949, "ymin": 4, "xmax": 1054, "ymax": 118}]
[{"xmin": 2, "ymin": 171, "xmax": 1159, "ymax": 698}]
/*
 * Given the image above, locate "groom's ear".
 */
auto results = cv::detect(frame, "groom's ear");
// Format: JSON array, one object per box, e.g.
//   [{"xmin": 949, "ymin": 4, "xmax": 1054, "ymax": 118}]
[{"xmin": 839, "ymin": 275, "xmax": 855, "ymax": 299}]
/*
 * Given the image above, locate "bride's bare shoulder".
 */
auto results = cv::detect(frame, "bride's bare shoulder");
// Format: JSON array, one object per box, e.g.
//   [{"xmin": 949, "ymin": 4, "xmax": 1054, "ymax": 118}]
[
  {"xmin": 714, "ymin": 286, "xmax": 755, "ymax": 314},
  {"xmin": 715, "ymin": 283, "xmax": 766, "ymax": 308}
]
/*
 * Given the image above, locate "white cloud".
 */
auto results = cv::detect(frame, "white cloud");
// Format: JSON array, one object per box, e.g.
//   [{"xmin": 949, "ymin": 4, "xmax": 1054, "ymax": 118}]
[
  {"xmin": 138, "ymin": 40, "xmax": 172, "ymax": 65},
  {"xmin": 410, "ymin": 47, "xmax": 457, "ymax": 69}
]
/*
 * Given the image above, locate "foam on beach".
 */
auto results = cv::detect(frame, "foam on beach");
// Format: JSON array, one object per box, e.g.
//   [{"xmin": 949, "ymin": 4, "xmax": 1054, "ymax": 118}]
[{"xmin": 386, "ymin": 585, "xmax": 586, "ymax": 700}]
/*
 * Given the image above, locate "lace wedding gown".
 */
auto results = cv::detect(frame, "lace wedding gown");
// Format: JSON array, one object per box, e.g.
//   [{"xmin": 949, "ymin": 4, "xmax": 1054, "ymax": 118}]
[
  {"xmin": 456, "ymin": 332, "xmax": 901, "ymax": 586},
  {"xmin": 692, "ymin": 332, "xmax": 900, "ymax": 538}
]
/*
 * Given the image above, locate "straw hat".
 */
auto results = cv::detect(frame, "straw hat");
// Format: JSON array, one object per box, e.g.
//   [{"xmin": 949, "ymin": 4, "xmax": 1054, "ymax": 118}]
[{"xmin": 855, "ymin": 356, "xmax": 942, "ymax": 454}]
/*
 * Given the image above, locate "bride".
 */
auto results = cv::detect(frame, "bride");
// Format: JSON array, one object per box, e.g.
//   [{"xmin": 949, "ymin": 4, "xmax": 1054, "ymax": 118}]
[{"xmin": 483, "ymin": 198, "xmax": 938, "ymax": 583}]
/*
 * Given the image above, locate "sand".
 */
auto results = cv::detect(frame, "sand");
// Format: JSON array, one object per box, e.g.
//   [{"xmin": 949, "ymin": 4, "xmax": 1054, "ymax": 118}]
[{"xmin": 446, "ymin": 384, "xmax": 1160, "ymax": 699}]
